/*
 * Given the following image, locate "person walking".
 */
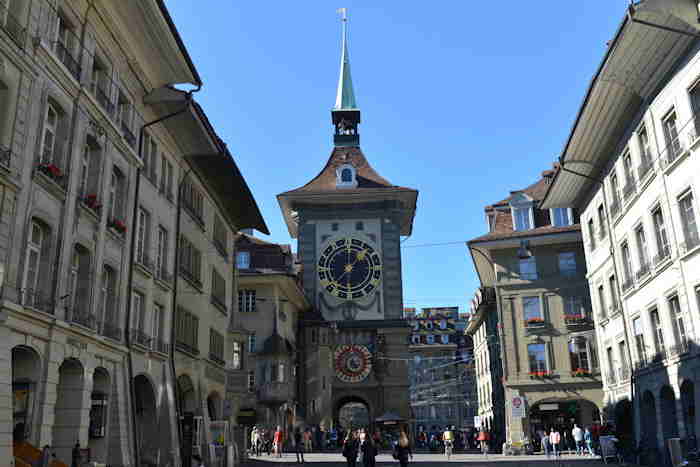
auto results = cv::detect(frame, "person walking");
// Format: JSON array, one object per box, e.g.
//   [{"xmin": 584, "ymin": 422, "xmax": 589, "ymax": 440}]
[
  {"xmin": 294, "ymin": 428, "xmax": 305, "ymax": 464},
  {"xmin": 584, "ymin": 427, "xmax": 594, "ymax": 456},
  {"xmin": 572, "ymin": 424, "xmax": 584, "ymax": 455},
  {"xmin": 549, "ymin": 428, "xmax": 561, "ymax": 458},
  {"xmin": 274, "ymin": 425, "xmax": 284, "ymax": 458},
  {"xmin": 477, "ymin": 429, "xmax": 490, "ymax": 457},
  {"xmin": 304, "ymin": 427, "xmax": 313, "ymax": 453},
  {"xmin": 251, "ymin": 426, "xmax": 260, "ymax": 456},
  {"xmin": 343, "ymin": 432, "xmax": 359, "ymax": 467},
  {"xmin": 360, "ymin": 431, "xmax": 377, "ymax": 467},
  {"xmin": 395, "ymin": 430, "xmax": 413, "ymax": 467},
  {"xmin": 541, "ymin": 430, "xmax": 551, "ymax": 458}
]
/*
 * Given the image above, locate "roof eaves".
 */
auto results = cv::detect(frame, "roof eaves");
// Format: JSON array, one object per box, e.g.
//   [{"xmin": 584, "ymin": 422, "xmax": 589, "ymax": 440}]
[{"xmin": 155, "ymin": 0, "xmax": 203, "ymax": 86}]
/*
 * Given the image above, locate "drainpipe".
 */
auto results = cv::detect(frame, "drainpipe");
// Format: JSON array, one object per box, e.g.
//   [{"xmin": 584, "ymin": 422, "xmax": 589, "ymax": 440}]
[{"xmin": 125, "ymin": 95, "xmax": 194, "ymax": 467}]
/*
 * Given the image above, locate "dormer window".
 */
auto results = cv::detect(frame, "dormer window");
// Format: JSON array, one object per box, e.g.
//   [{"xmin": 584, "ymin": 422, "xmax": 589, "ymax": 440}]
[
  {"xmin": 236, "ymin": 251, "xmax": 250, "ymax": 269},
  {"xmin": 550, "ymin": 208, "xmax": 573, "ymax": 227},
  {"xmin": 487, "ymin": 213, "xmax": 496, "ymax": 232},
  {"xmin": 336, "ymin": 163, "xmax": 358, "ymax": 188},
  {"xmin": 509, "ymin": 192, "xmax": 535, "ymax": 231}
]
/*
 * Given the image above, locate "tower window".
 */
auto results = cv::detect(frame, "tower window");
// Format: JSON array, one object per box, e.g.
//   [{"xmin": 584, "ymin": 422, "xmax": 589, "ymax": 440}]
[
  {"xmin": 341, "ymin": 168, "xmax": 352, "ymax": 182},
  {"xmin": 332, "ymin": 223, "xmax": 339, "ymax": 232},
  {"xmin": 336, "ymin": 163, "xmax": 357, "ymax": 188},
  {"xmin": 356, "ymin": 221, "xmax": 364, "ymax": 231}
]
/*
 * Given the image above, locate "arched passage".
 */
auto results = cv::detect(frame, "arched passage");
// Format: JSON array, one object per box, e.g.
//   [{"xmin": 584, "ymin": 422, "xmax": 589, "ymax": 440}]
[
  {"xmin": 52, "ymin": 358, "xmax": 85, "ymax": 464},
  {"xmin": 660, "ymin": 385, "xmax": 679, "ymax": 439},
  {"xmin": 528, "ymin": 398, "xmax": 600, "ymax": 433},
  {"xmin": 681, "ymin": 380, "xmax": 696, "ymax": 440},
  {"xmin": 207, "ymin": 391, "xmax": 221, "ymax": 421},
  {"xmin": 134, "ymin": 374, "xmax": 158, "ymax": 464},
  {"xmin": 335, "ymin": 396, "xmax": 370, "ymax": 430},
  {"xmin": 641, "ymin": 390, "xmax": 658, "ymax": 447},
  {"xmin": 12, "ymin": 346, "xmax": 41, "ymax": 444},
  {"xmin": 614, "ymin": 399, "xmax": 635, "ymax": 453},
  {"xmin": 89, "ymin": 368, "xmax": 110, "ymax": 462},
  {"xmin": 177, "ymin": 374, "xmax": 196, "ymax": 414}
]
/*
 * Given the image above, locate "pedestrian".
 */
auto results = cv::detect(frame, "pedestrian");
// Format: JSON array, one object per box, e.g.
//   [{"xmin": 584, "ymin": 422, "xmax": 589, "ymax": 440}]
[
  {"xmin": 395, "ymin": 430, "xmax": 413, "ymax": 467},
  {"xmin": 343, "ymin": 432, "xmax": 359, "ymax": 467},
  {"xmin": 584, "ymin": 427, "xmax": 594, "ymax": 456},
  {"xmin": 192, "ymin": 454, "xmax": 205, "ymax": 467},
  {"xmin": 294, "ymin": 427, "xmax": 305, "ymax": 463},
  {"xmin": 274, "ymin": 425, "xmax": 284, "ymax": 458},
  {"xmin": 541, "ymin": 430, "xmax": 551, "ymax": 458},
  {"xmin": 549, "ymin": 428, "xmax": 561, "ymax": 458},
  {"xmin": 572, "ymin": 424, "xmax": 584, "ymax": 455},
  {"xmin": 304, "ymin": 427, "xmax": 313, "ymax": 453},
  {"xmin": 250, "ymin": 426, "xmax": 259, "ymax": 456},
  {"xmin": 71, "ymin": 442, "xmax": 81, "ymax": 467},
  {"xmin": 477, "ymin": 429, "xmax": 489, "ymax": 456},
  {"xmin": 361, "ymin": 431, "xmax": 377, "ymax": 467}
]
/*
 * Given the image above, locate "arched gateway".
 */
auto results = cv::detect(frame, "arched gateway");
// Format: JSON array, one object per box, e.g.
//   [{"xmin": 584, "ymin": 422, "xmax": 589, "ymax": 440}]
[{"xmin": 336, "ymin": 396, "xmax": 370, "ymax": 430}]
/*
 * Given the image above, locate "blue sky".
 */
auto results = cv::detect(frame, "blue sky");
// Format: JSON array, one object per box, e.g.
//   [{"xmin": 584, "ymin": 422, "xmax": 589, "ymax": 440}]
[{"xmin": 166, "ymin": 1, "xmax": 623, "ymax": 312}]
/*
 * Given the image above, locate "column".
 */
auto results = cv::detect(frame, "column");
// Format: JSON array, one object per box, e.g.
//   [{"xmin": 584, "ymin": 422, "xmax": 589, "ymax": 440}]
[{"xmin": 0, "ymin": 311, "xmax": 12, "ymax": 462}]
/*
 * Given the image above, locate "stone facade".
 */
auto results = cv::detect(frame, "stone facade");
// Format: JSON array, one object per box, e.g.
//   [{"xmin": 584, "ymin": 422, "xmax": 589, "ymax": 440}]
[
  {"xmin": 1, "ymin": 2, "xmax": 265, "ymax": 466},
  {"xmin": 468, "ymin": 170, "xmax": 603, "ymax": 453},
  {"xmin": 542, "ymin": 2, "xmax": 700, "ymax": 455}
]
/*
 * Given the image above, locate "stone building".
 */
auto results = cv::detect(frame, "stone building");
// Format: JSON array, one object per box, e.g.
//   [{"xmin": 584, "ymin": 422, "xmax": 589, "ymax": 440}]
[
  {"xmin": 467, "ymin": 169, "xmax": 603, "ymax": 452},
  {"xmin": 1, "ymin": 1, "xmax": 266, "ymax": 466},
  {"xmin": 541, "ymin": 0, "xmax": 700, "ymax": 454},
  {"xmin": 276, "ymin": 17, "xmax": 418, "ymax": 433},
  {"xmin": 404, "ymin": 307, "xmax": 474, "ymax": 435},
  {"xmin": 228, "ymin": 233, "xmax": 308, "ymax": 437}
]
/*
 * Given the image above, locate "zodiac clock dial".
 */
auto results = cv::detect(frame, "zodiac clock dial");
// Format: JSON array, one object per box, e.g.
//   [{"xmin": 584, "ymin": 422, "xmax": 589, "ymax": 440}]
[
  {"xmin": 334, "ymin": 344, "xmax": 372, "ymax": 383},
  {"xmin": 317, "ymin": 237, "xmax": 382, "ymax": 300}
]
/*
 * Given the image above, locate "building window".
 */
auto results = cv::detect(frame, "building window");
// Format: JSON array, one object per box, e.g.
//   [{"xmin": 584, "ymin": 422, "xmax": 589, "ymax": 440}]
[
  {"xmin": 211, "ymin": 268, "xmax": 227, "ymax": 313},
  {"xmin": 236, "ymin": 251, "xmax": 250, "ymax": 269},
  {"xmin": 331, "ymin": 223, "xmax": 339, "ymax": 231},
  {"xmin": 668, "ymin": 295, "xmax": 687, "ymax": 351},
  {"xmin": 663, "ymin": 110, "xmax": 682, "ymax": 161},
  {"xmin": 597, "ymin": 285, "xmax": 607, "ymax": 318},
  {"xmin": 558, "ymin": 252, "xmax": 577, "ymax": 277},
  {"xmin": 522, "ymin": 296, "xmax": 543, "ymax": 324},
  {"xmin": 512, "ymin": 207, "xmax": 532, "ymax": 231},
  {"xmin": 622, "ymin": 151, "xmax": 634, "ymax": 186},
  {"xmin": 247, "ymin": 372, "xmax": 255, "ymax": 392},
  {"xmin": 160, "ymin": 156, "xmax": 174, "ymax": 199},
  {"xmin": 519, "ymin": 257, "xmax": 537, "ymax": 280},
  {"xmin": 678, "ymin": 191, "xmax": 699, "ymax": 251},
  {"xmin": 621, "ymin": 242, "xmax": 633, "ymax": 286},
  {"xmin": 213, "ymin": 216, "xmax": 228, "ymax": 256},
  {"xmin": 40, "ymin": 102, "xmax": 59, "ymax": 165},
  {"xmin": 569, "ymin": 337, "xmax": 592, "ymax": 373},
  {"xmin": 181, "ymin": 177, "xmax": 204, "ymax": 225},
  {"xmin": 527, "ymin": 343, "xmax": 548, "ymax": 375},
  {"xmin": 179, "ymin": 235, "xmax": 202, "ymax": 287},
  {"xmin": 610, "ymin": 172, "xmax": 621, "ymax": 205},
  {"xmin": 355, "ymin": 221, "xmax": 364, "ymax": 231},
  {"xmin": 68, "ymin": 246, "xmax": 91, "ymax": 322},
  {"xmin": 633, "ymin": 317, "xmax": 647, "ymax": 364},
  {"xmin": 232, "ymin": 342, "xmax": 242, "ymax": 370},
  {"xmin": 238, "ymin": 289, "xmax": 256, "ymax": 313},
  {"xmin": 152, "ymin": 303, "xmax": 163, "ymax": 346},
  {"xmin": 175, "ymin": 306, "xmax": 199, "ymax": 354},
  {"xmin": 598, "ymin": 205, "xmax": 606, "ymax": 238},
  {"xmin": 564, "ymin": 296, "xmax": 585, "ymax": 319},
  {"xmin": 652, "ymin": 206, "xmax": 670, "ymax": 261},
  {"xmin": 99, "ymin": 266, "xmax": 117, "ymax": 333},
  {"xmin": 107, "ymin": 168, "xmax": 126, "ymax": 223},
  {"xmin": 587, "ymin": 219, "xmax": 596, "ymax": 250},
  {"xmin": 426, "ymin": 334, "xmax": 434, "ymax": 344},
  {"xmin": 487, "ymin": 213, "xmax": 496, "ymax": 232},
  {"xmin": 131, "ymin": 291, "xmax": 145, "ymax": 333},
  {"xmin": 156, "ymin": 226, "xmax": 168, "ymax": 278},
  {"xmin": 551, "ymin": 208, "xmax": 572, "ymax": 227},
  {"xmin": 609, "ymin": 276, "xmax": 618, "ymax": 312},
  {"xmin": 22, "ymin": 221, "xmax": 47, "ymax": 308},
  {"xmin": 635, "ymin": 225, "xmax": 649, "ymax": 273},
  {"xmin": 606, "ymin": 347, "xmax": 616, "ymax": 383},
  {"xmin": 135, "ymin": 207, "xmax": 150, "ymax": 267},
  {"xmin": 441, "ymin": 334, "xmax": 449, "ymax": 344},
  {"xmin": 278, "ymin": 363, "xmax": 285, "ymax": 382},
  {"xmin": 638, "ymin": 125, "xmax": 651, "ymax": 166},
  {"xmin": 142, "ymin": 132, "xmax": 158, "ymax": 184},
  {"xmin": 209, "ymin": 329, "xmax": 225, "ymax": 365},
  {"xmin": 248, "ymin": 333, "xmax": 256, "ymax": 353},
  {"xmin": 649, "ymin": 308, "xmax": 665, "ymax": 359},
  {"xmin": 618, "ymin": 341, "xmax": 629, "ymax": 378}
]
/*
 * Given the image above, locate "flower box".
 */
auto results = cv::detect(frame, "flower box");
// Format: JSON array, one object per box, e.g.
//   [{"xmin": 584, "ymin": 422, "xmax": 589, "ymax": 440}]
[
  {"xmin": 38, "ymin": 163, "xmax": 62, "ymax": 180},
  {"xmin": 571, "ymin": 368, "xmax": 591, "ymax": 377},
  {"xmin": 525, "ymin": 318, "xmax": 545, "ymax": 326},
  {"xmin": 528, "ymin": 370, "xmax": 551, "ymax": 378},
  {"xmin": 82, "ymin": 194, "xmax": 102, "ymax": 211},
  {"xmin": 108, "ymin": 217, "xmax": 127, "ymax": 234},
  {"xmin": 565, "ymin": 315, "xmax": 589, "ymax": 324}
]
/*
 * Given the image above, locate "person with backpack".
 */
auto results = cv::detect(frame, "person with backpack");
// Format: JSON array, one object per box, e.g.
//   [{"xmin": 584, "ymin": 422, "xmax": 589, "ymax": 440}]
[
  {"xmin": 343, "ymin": 432, "xmax": 359, "ymax": 467},
  {"xmin": 294, "ymin": 428, "xmax": 305, "ymax": 463},
  {"xmin": 394, "ymin": 430, "xmax": 413, "ymax": 467},
  {"xmin": 360, "ymin": 430, "xmax": 377, "ymax": 467}
]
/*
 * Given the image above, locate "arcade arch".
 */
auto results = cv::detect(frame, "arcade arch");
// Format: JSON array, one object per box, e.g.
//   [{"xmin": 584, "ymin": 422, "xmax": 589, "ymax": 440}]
[
  {"xmin": 12, "ymin": 345, "xmax": 41, "ymax": 444},
  {"xmin": 52, "ymin": 358, "xmax": 85, "ymax": 464}
]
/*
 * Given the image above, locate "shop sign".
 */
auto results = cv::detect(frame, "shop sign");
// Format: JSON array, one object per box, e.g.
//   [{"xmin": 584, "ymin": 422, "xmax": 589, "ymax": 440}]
[
  {"xmin": 474, "ymin": 416, "xmax": 481, "ymax": 428},
  {"xmin": 511, "ymin": 396, "xmax": 525, "ymax": 418}
]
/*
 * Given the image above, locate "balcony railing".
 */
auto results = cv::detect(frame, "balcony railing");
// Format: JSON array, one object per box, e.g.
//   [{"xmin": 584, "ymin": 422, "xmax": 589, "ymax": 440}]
[
  {"xmin": 524, "ymin": 318, "xmax": 546, "ymax": 328},
  {"xmin": 528, "ymin": 370, "xmax": 552, "ymax": 379},
  {"xmin": 135, "ymin": 252, "xmax": 154, "ymax": 273},
  {"xmin": 184, "ymin": 203, "xmax": 205, "ymax": 227},
  {"xmin": 71, "ymin": 307, "xmax": 96, "ymax": 329},
  {"xmin": 570, "ymin": 367, "xmax": 592, "ymax": 377},
  {"xmin": 121, "ymin": 121, "xmax": 136, "ymax": 149},
  {"xmin": 662, "ymin": 138, "xmax": 685, "ymax": 168},
  {"xmin": 622, "ymin": 180, "xmax": 637, "ymax": 201},
  {"xmin": 175, "ymin": 341, "xmax": 199, "ymax": 355},
  {"xmin": 1, "ymin": 6, "xmax": 26, "ymax": 48},
  {"xmin": 157, "ymin": 267, "xmax": 173, "ymax": 285},
  {"xmin": 564, "ymin": 314, "xmax": 593, "ymax": 328},
  {"xmin": 635, "ymin": 261, "xmax": 651, "ymax": 281},
  {"xmin": 0, "ymin": 145, "xmax": 11, "ymax": 170},
  {"xmin": 130, "ymin": 329, "xmax": 152, "ymax": 348},
  {"xmin": 621, "ymin": 277, "xmax": 634, "ymax": 293},
  {"xmin": 153, "ymin": 338, "xmax": 169, "ymax": 354},
  {"xmin": 609, "ymin": 199, "xmax": 621, "ymax": 218},
  {"xmin": 179, "ymin": 267, "xmax": 203, "ymax": 290},
  {"xmin": 637, "ymin": 158, "xmax": 653, "ymax": 180},
  {"xmin": 91, "ymin": 83, "xmax": 114, "ymax": 116},
  {"xmin": 53, "ymin": 40, "xmax": 82, "ymax": 82},
  {"xmin": 18, "ymin": 287, "xmax": 53, "ymax": 314},
  {"xmin": 100, "ymin": 320, "xmax": 122, "ymax": 341},
  {"xmin": 653, "ymin": 244, "xmax": 671, "ymax": 266},
  {"xmin": 679, "ymin": 230, "xmax": 700, "ymax": 255},
  {"xmin": 36, "ymin": 160, "xmax": 68, "ymax": 190},
  {"xmin": 209, "ymin": 353, "xmax": 225, "ymax": 366},
  {"xmin": 668, "ymin": 339, "xmax": 692, "ymax": 358},
  {"xmin": 210, "ymin": 294, "xmax": 228, "ymax": 314},
  {"xmin": 617, "ymin": 366, "xmax": 630, "ymax": 382}
]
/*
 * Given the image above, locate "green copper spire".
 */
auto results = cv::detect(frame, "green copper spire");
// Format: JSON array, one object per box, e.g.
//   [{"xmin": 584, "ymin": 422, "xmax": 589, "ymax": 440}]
[{"xmin": 334, "ymin": 8, "xmax": 357, "ymax": 110}]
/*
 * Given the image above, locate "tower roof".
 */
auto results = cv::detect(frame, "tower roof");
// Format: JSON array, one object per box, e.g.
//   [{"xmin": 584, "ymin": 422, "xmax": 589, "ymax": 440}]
[{"xmin": 334, "ymin": 9, "xmax": 358, "ymax": 110}]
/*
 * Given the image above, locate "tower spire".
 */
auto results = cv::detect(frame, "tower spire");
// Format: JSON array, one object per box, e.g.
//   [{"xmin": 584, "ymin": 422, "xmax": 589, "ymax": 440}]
[{"xmin": 332, "ymin": 8, "xmax": 361, "ymax": 147}]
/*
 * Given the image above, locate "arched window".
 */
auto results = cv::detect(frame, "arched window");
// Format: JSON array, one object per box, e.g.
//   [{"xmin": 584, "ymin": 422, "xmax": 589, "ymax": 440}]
[
  {"xmin": 336, "ymin": 164, "xmax": 357, "ymax": 188},
  {"xmin": 569, "ymin": 336, "xmax": 597, "ymax": 374},
  {"xmin": 22, "ymin": 220, "xmax": 50, "ymax": 311},
  {"xmin": 341, "ymin": 168, "xmax": 352, "ymax": 182}
]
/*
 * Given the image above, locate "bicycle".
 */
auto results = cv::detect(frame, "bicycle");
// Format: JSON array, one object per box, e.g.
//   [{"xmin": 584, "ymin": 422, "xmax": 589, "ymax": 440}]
[{"xmin": 444, "ymin": 440, "xmax": 453, "ymax": 460}]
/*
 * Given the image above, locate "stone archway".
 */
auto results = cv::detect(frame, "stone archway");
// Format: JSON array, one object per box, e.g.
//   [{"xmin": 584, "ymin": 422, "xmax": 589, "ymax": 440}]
[
  {"xmin": 660, "ymin": 385, "xmax": 679, "ymax": 440},
  {"xmin": 207, "ymin": 392, "xmax": 222, "ymax": 421},
  {"xmin": 134, "ymin": 374, "xmax": 158, "ymax": 465},
  {"xmin": 336, "ymin": 395, "xmax": 370, "ymax": 431},
  {"xmin": 11, "ymin": 345, "xmax": 41, "ymax": 444},
  {"xmin": 177, "ymin": 374, "xmax": 196, "ymax": 414},
  {"xmin": 614, "ymin": 398, "xmax": 635, "ymax": 451},
  {"xmin": 88, "ymin": 367, "xmax": 110, "ymax": 462},
  {"xmin": 52, "ymin": 358, "xmax": 85, "ymax": 463},
  {"xmin": 681, "ymin": 380, "xmax": 696, "ymax": 439},
  {"xmin": 640, "ymin": 390, "xmax": 658, "ymax": 447}
]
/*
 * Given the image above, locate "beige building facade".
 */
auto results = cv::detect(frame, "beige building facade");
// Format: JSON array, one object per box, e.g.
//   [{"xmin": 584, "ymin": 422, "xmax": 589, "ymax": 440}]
[
  {"xmin": 1, "ymin": 1, "xmax": 266, "ymax": 466},
  {"xmin": 468, "ymin": 169, "xmax": 603, "ymax": 453}
]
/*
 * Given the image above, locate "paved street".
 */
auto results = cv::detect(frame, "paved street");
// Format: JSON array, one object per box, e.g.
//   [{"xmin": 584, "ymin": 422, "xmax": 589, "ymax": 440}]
[{"xmin": 243, "ymin": 452, "xmax": 610, "ymax": 466}]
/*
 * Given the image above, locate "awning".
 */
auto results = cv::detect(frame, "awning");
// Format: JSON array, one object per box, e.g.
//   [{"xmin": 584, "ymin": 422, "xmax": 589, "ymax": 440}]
[{"xmin": 375, "ymin": 412, "xmax": 405, "ymax": 424}]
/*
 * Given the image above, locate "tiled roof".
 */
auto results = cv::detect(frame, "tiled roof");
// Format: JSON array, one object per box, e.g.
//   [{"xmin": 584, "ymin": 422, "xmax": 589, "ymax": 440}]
[
  {"xmin": 488, "ymin": 168, "xmax": 556, "ymax": 208},
  {"xmin": 236, "ymin": 233, "xmax": 291, "ymax": 254},
  {"xmin": 280, "ymin": 146, "xmax": 414, "ymax": 194},
  {"xmin": 469, "ymin": 224, "xmax": 580, "ymax": 244}
]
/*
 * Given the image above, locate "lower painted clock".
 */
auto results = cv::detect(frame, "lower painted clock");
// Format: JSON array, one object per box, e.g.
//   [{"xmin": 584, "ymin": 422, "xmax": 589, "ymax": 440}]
[{"xmin": 334, "ymin": 344, "xmax": 372, "ymax": 383}]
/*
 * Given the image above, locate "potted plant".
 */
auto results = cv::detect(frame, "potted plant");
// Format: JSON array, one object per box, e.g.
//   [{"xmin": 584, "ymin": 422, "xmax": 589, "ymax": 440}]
[
  {"xmin": 525, "ymin": 317, "xmax": 545, "ymax": 326},
  {"xmin": 108, "ymin": 217, "xmax": 127, "ymax": 234},
  {"xmin": 38, "ymin": 162, "xmax": 62, "ymax": 180},
  {"xmin": 82, "ymin": 194, "xmax": 102, "ymax": 211},
  {"xmin": 571, "ymin": 368, "xmax": 590, "ymax": 377}
]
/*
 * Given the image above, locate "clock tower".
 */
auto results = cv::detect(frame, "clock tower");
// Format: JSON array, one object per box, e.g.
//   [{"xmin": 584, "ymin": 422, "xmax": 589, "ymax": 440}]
[{"xmin": 277, "ymin": 12, "xmax": 418, "ymax": 431}]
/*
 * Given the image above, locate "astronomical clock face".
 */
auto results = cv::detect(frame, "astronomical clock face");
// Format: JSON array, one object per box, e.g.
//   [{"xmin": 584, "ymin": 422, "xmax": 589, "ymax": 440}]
[
  {"xmin": 334, "ymin": 344, "xmax": 372, "ymax": 383},
  {"xmin": 317, "ymin": 237, "xmax": 382, "ymax": 300}
]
